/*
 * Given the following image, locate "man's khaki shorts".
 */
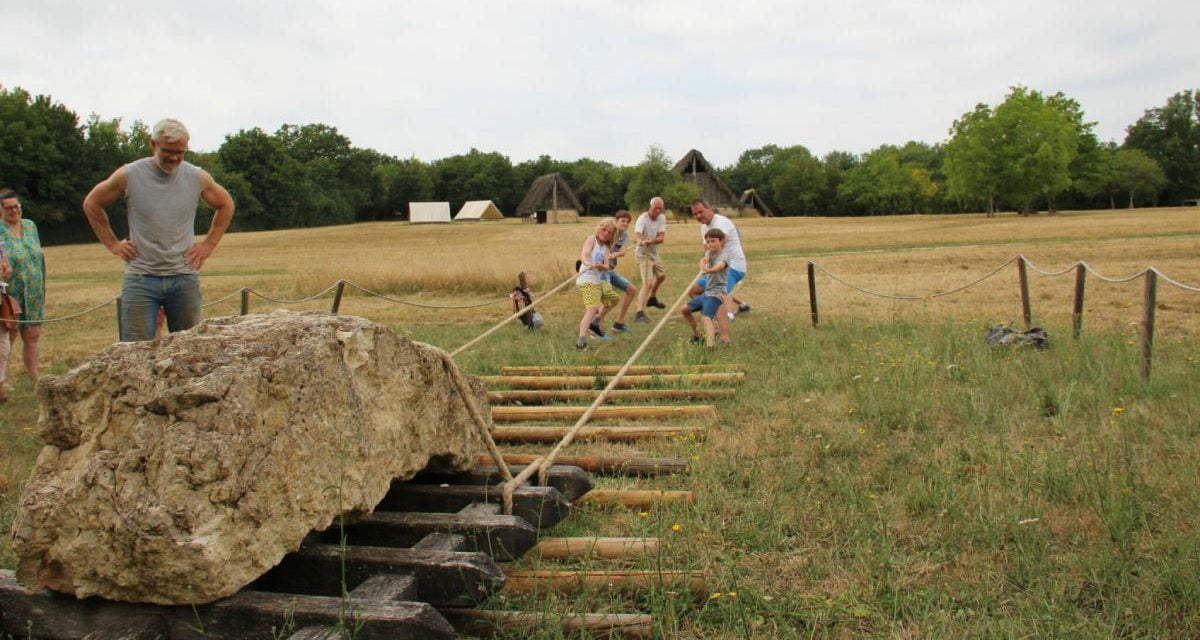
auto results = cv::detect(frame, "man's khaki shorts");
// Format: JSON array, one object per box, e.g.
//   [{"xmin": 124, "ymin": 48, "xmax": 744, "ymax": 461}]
[{"xmin": 638, "ymin": 256, "xmax": 665, "ymax": 286}]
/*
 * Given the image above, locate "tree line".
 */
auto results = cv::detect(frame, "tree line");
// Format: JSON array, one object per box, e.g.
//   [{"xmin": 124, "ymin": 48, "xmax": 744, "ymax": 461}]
[{"xmin": 1, "ymin": 83, "xmax": 1196, "ymax": 245}]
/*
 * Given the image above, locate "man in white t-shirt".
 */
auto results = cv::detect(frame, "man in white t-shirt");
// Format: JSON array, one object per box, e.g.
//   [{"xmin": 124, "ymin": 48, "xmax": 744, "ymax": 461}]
[
  {"xmin": 633, "ymin": 196, "xmax": 668, "ymax": 321},
  {"xmin": 689, "ymin": 198, "xmax": 750, "ymax": 317}
]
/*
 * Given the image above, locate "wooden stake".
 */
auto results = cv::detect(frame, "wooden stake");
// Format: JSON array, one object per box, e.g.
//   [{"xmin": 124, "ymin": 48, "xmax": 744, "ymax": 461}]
[
  {"xmin": 479, "ymin": 453, "xmax": 688, "ymax": 476},
  {"xmin": 239, "ymin": 287, "xmax": 250, "ymax": 315},
  {"xmin": 479, "ymin": 372, "xmax": 745, "ymax": 389},
  {"xmin": 493, "ymin": 425, "xmax": 704, "ymax": 443},
  {"xmin": 487, "ymin": 388, "xmax": 734, "ymax": 404},
  {"xmin": 807, "ymin": 261, "xmax": 819, "ymax": 327},
  {"xmin": 1072, "ymin": 263, "xmax": 1086, "ymax": 340},
  {"xmin": 577, "ymin": 489, "xmax": 697, "ymax": 508},
  {"xmin": 1018, "ymin": 256, "xmax": 1031, "ymax": 328},
  {"xmin": 491, "ymin": 405, "xmax": 716, "ymax": 422},
  {"xmin": 1141, "ymin": 269, "xmax": 1157, "ymax": 382},
  {"xmin": 330, "ymin": 280, "xmax": 345, "ymax": 314},
  {"xmin": 500, "ymin": 364, "xmax": 745, "ymax": 375},
  {"xmin": 530, "ymin": 537, "xmax": 659, "ymax": 561}
]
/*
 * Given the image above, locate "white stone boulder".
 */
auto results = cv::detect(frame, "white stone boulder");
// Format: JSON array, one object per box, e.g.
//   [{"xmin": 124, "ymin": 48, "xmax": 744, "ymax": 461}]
[{"xmin": 11, "ymin": 311, "xmax": 492, "ymax": 604}]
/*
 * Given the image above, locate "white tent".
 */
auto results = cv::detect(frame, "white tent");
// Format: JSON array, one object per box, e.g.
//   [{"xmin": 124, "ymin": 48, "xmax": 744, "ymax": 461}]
[
  {"xmin": 454, "ymin": 200, "xmax": 504, "ymax": 221},
  {"xmin": 409, "ymin": 202, "xmax": 451, "ymax": 224}
]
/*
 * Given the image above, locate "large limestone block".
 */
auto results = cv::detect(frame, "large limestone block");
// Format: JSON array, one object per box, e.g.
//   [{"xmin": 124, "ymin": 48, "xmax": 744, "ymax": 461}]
[{"xmin": 12, "ymin": 311, "xmax": 492, "ymax": 605}]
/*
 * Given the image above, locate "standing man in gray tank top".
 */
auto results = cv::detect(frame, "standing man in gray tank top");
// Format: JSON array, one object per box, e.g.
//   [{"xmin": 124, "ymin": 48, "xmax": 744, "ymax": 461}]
[{"xmin": 83, "ymin": 118, "xmax": 235, "ymax": 341}]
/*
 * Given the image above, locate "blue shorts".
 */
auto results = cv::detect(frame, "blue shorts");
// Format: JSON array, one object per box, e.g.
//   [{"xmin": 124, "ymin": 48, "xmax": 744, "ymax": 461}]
[
  {"xmin": 602, "ymin": 270, "xmax": 632, "ymax": 292},
  {"xmin": 696, "ymin": 268, "xmax": 745, "ymax": 294},
  {"xmin": 686, "ymin": 295, "xmax": 723, "ymax": 319}
]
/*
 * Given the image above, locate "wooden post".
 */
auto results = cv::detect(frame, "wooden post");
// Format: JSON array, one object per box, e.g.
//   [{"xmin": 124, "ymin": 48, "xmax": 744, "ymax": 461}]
[
  {"xmin": 330, "ymin": 280, "xmax": 345, "ymax": 314},
  {"xmin": 1072, "ymin": 264, "xmax": 1086, "ymax": 340},
  {"xmin": 807, "ymin": 261, "xmax": 819, "ymax": 327},
  {"xmin": 490, "ymin": 404, "xmax": 716, "ymax": 423},
  {"xmin": 1018, "ymin": 257, "xmax": 1031, "ymax": 328},
  {"xmin": 576, "ymin": 489, "xmax": 697, "ymax": 508},
  {"xmin": 239, "ymin": 288, "xmax": 250, "ymax": 315},
  {"xmin": 1141, "ymin": 270, "xmax": 1157, "ymax": 382},
  {"xmin": 530, "ymin": 537, "xmax": 659, "ymax": 561},
  {"xmin": 115, "ymin": 296, "xmax": 123, "ymax": 341}
]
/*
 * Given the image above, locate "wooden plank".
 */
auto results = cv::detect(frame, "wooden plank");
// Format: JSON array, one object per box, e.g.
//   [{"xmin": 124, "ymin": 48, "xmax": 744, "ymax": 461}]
[
  {"xmin": 480, "ymin": 453, "xmax": 688, "ymax": 477},
  {"xmin": 253, "ymin": 544, "xmax": 503, "ymax": 608},
  {"xmin": 480, "ymin": 372, "xmax": 745, "ymax": 389},
  {"xmin": 487, "ymin": 388, "xmax": 735, "ymax": 404},
  {"xmin": 503, "ymin": 570, "xmax": 706, "ymax": 598},
  {"xmin": 1, "ymin": 571, "xmax": 167, "ymax": 640},
  {"xmin": 441, "ymin": 609, "xmax": 653, "ymax": 639},
  {"xmin": 288, "ymin": 627, "xmax": 340, "ymax": 640},
  {"xmin": 416, "ymin": 464, "xmax": 594, "ymax": 502},
  {"xmin": 577, "ymin": 489, "xmax": 696, "ymax": 508},
  {"xmin": 491, "ymin": 405, "xmax": 716, "ymax": 422},
  {"xmin": 332, "ymin": 512, "xmax": 537, "ymax": 562},
  {"xmin": 348, "ymin": 573, "xmax": 419, "ymax": 602},
  {"xmin": 499, "ymin": 364, "xmax": 745, "ymax": 375},
  {"xmin": 410, "ymin": 532, "xmax": 469, "ymax": 553},
  {"xmin": 529, "ymin": 537, "xmax": 659, "ymax": 561},
  {"xmin": 174, "ymin": 590, "xmax": 455, "ymax": 640},
  {"xmin": 494, "ymin": 425, "xmax": 705, "ymax": 443},
  {"xmin": 378, "ymin": 483, "xmax": 571, "ymax": 528},
  {"xmin": 80, "ymin": 617, "xmax": 167, "ymax": 640}
]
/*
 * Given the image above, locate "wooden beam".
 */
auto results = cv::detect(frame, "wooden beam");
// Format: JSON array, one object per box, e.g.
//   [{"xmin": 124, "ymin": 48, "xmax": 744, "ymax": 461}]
[
  {"xmin": 493, "ymin": 425, "xmax": 705, "ymax": 443},
  {"xmin": 500, "ymin": 364, "xmax": 744, "ymax": 375},
  {"xmin": 416, "ymin": 464, "xmax": 594, "ymax": 502},
  {"xmin": 378, "ymin": 483, "xmax": 571, "ymax": 528},
  {"xmin": 176, "ymin": 590, "xmax": 455, "ymax": 640},
  {"xmin": 254, "ymin": 544, "xmax": 503, "ymax": 608},
  {"xmin": 331, "ymin": 511, "xmax": 538, "ymax": 562},
  {"xmin": 441, "ymin": 609, "xmax": 653, "ymax": 639},
  {"xmin": 81, "ymin": 618, "xmax": 167, "ymax": 640},
  {"xmin": 576, "ymin": 489, "xmax": 696, "ymax": 508},
  {"xmin": 348, "ymin": 573, "xmax": 419, "ymax": 602},
  {"xmin": 479, "ymin": 453, "xmax": 688, "ymax": 477},
  {"xmin": 530, "ymin": 537, "xmax": 659, "ymax": 561},
  {"xmin": 491, "ymin": 405, "xmax": 716, "ymax": 423},
  {"xmin": 502, "ymin": 570, "xmax": 706, "ymax": 597},
  {"xmin": 1, "ymin": 571, "xmax": 168, "ymax": 640},
  {"xmin": 487, "ymin": 388, "xmax": 735, "ymax": 404},
  {"xmin": 479, "ymin": 372, "xmax": 745, "ymax": 389}
]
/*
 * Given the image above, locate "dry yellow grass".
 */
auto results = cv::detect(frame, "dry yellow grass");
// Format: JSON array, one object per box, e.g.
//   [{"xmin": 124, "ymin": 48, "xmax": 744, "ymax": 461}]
[{"xmin": 19, "ymin": 206, "xmax": 1200, "ymax": 373}]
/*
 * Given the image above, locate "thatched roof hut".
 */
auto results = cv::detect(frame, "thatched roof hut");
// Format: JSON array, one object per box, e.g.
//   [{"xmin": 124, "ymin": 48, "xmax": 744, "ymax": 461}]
[
  {"xmin": 516, "ymin": 173, "xmax": 584, "ymax": 221},
  {"xmin": 674, "ymin": 149, "xmax": 738, "ymax": 209},
  {"xmin": 737, "ymin": 189, "xmax": 775, "ymax": 218}
]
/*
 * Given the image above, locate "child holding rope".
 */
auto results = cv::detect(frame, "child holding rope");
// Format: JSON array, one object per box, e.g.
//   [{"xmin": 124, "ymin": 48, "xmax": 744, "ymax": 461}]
[
  {"xmin": 602, "ymin": 211, "xmax": 638, "ymax": 334},
  {"xmin": 575, "ymin": 218, "xmax": 621, "ymax": 350},
  {"xmin": 681, "ymin": 228, "xmax": 731, "ymax": 348}
]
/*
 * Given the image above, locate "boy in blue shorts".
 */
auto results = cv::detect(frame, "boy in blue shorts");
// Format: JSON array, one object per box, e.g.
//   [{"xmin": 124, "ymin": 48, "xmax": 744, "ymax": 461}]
[
  {"xmin": 602, "ymin": 210, "xmax": 639, "ymax": 333},
  {"xmin": 681, "ymin": 228, "xmax": 731, "ymax": 348}
]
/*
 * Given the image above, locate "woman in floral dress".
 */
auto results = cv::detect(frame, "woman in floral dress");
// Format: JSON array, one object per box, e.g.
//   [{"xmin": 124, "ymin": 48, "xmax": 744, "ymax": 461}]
[{"xmin": 0, "ymin": 189, "xmax": 45, "ymax": 390}]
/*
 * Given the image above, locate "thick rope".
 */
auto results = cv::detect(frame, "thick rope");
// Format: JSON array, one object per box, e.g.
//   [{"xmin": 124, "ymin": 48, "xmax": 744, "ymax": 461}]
[
  {"xmin": 813, "ymin": 256, "xmax": 1019, "ymax": 300},
  {"xmin": 500, "ymin": 272, "xmax": 703, "ymax": 511},
  {"xmin": 438, "ymin": 351, "xmax": 513, "ymax": 483},
  {"xmin": 450, "ymin": 273, "xmax": 577, "ymax": 358},
  {"xmin": 246, "ymin": 282, "xmax": 342, "ymax": 305},
  {"xmin": 4, "ymin": 293, "xmax": 121, "ymax": 325}
]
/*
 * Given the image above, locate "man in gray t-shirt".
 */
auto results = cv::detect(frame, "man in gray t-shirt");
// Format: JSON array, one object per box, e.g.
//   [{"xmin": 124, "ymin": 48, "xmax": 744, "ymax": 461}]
[
  {"xmin": 83, "ymin": 118, "xmax": 235, "ymax": 341},
  {"xmin": 633, "ymin": 196, "xmax": 667, "ymax": 320}
]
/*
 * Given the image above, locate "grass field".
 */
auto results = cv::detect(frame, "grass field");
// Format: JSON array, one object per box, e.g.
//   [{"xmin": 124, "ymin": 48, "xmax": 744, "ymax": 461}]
[{"xmin": 2, "ymin": 207, "xmax": 1200, "ymax": 638}]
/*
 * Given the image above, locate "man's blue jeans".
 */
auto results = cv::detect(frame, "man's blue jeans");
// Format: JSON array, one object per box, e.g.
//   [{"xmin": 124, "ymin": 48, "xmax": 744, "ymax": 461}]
[{"xmin": 120, "ymin": 273, "xmax": 202, "ymax": 341}]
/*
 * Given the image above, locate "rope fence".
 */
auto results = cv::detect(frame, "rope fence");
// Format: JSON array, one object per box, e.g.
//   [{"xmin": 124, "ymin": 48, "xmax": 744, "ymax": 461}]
[{"xmin": 806, "ymin": 254, "xmax": 1200, "ymax": 381}]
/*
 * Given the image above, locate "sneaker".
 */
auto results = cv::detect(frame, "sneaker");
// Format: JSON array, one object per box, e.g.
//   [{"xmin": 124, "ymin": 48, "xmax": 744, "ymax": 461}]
[
  {"xmin": 588, "ymin": 320, "xmax": 606, "ymax": 338},
  {"xmin": 737, "ymin": 303, "xmax": 752, "ymax": 314},
  {"xmin": 575, "ymin": 337, "xmax": 588, "ymax": 350},
  {"xmin": 726, "ymin": 311, "xmax": 736, "ymax": 322},
  {"xmin": 690, "ymin": 336, "xmax": 703, "ymax": 345},
  {"xmin": 647, "ymin": 297, "xmax": 666, "ymax": 309},
  {"xmin": 635, "ymin": 311, "xmax": 651, "ymax": 323},
  {"xmin": 612, "ymin": 322, "xmax": 630, "ymax": 333}
]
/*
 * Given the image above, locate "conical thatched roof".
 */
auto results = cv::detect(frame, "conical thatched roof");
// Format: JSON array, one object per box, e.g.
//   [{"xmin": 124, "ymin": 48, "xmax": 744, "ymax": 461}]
[
  {"xmin": 738, "ymin": 189, "xmax": 775, "ymax": 217},
  {"xmin": 516, "ymin": 173, "xmax": 584, "ymax": 215},
  {"xmin": 673, "ymin": 149, "xmax": 737, "ymax": 207}
]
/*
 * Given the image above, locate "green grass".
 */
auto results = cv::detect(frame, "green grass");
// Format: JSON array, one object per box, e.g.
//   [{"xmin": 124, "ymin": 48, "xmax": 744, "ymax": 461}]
[{"xmin": 3, "ymin": 306, "xmax": 1199, "ymax": 638}]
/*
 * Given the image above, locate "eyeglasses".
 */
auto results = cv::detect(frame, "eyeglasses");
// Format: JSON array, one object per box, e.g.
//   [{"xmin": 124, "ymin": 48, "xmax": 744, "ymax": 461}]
[
  {"xmin": 157, "ymin": 147, "xmax": 188, "ymax": 158},
  {"xmin": 1, "ymin": 203, "xmax": 21, "ymax": 212}
]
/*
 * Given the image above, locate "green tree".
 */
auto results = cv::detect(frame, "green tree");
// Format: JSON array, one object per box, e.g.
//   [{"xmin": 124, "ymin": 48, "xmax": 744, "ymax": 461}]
[
  {"xmin": 944, "ymin": 103, "xmax": 1002, "ymax": 214},
  {"xmin": 433, "ymin": 149, "xmax": 518, "ymax": 213},
  {"xmin": 820, "ymin": 150, "xmax": 859, "ymax": 214},
  {"xmin": 624, "ymin": 145, "xmax": 698, "ymax": 213},
  {"xmin": 569, "ymin": 158, "xmax": 621, "ymax": 214},
  {"xmin": 372, "ymin": 157, "xmax": 435, "ymax": 219},
  {"xmin": 770, "ymin": 148, "xmax": 825, "ymax": 215},
  {"xmin": 0, "ymin": 85, "xmax": 86, "ymax": 225},
  {"xmin": 839, "ymin": 146, "xmax": 936, "ymax": 215},
  {"xmin": 1110, "ymin": 148, "xmax": 1167, "ymax": 208},
  {"xmin": 217, "ymin": 127, "xmax": 313, "ymax": 230},
  {"xmin": 1124, "ymin": 89, "xmax": 1200, "ymax": 205}
]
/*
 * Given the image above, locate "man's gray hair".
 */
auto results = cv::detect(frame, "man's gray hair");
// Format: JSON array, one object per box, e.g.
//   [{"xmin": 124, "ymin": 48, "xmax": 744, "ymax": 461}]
[{"xmin": 152, "ymin": 118, "xmax": 190, "ymax": 143}]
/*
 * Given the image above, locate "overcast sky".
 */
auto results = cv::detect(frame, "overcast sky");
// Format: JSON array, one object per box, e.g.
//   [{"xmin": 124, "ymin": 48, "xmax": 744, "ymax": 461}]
[{"xmin": 4, "ymin": 0, "xmax": 1197, "ymax": 167}]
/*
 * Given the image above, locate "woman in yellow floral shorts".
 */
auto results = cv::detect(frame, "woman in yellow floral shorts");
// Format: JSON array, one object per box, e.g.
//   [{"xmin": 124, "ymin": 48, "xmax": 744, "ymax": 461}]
[{"xmin": 575, "ymin": 218, "xmax": 621, "ymax": 350}]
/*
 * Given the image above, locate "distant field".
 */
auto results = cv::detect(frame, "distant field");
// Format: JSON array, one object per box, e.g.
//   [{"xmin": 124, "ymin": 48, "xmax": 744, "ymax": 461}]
[{"xmin": 3, "ymin": 207, "xmax": 1200, "ymax": 638}]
